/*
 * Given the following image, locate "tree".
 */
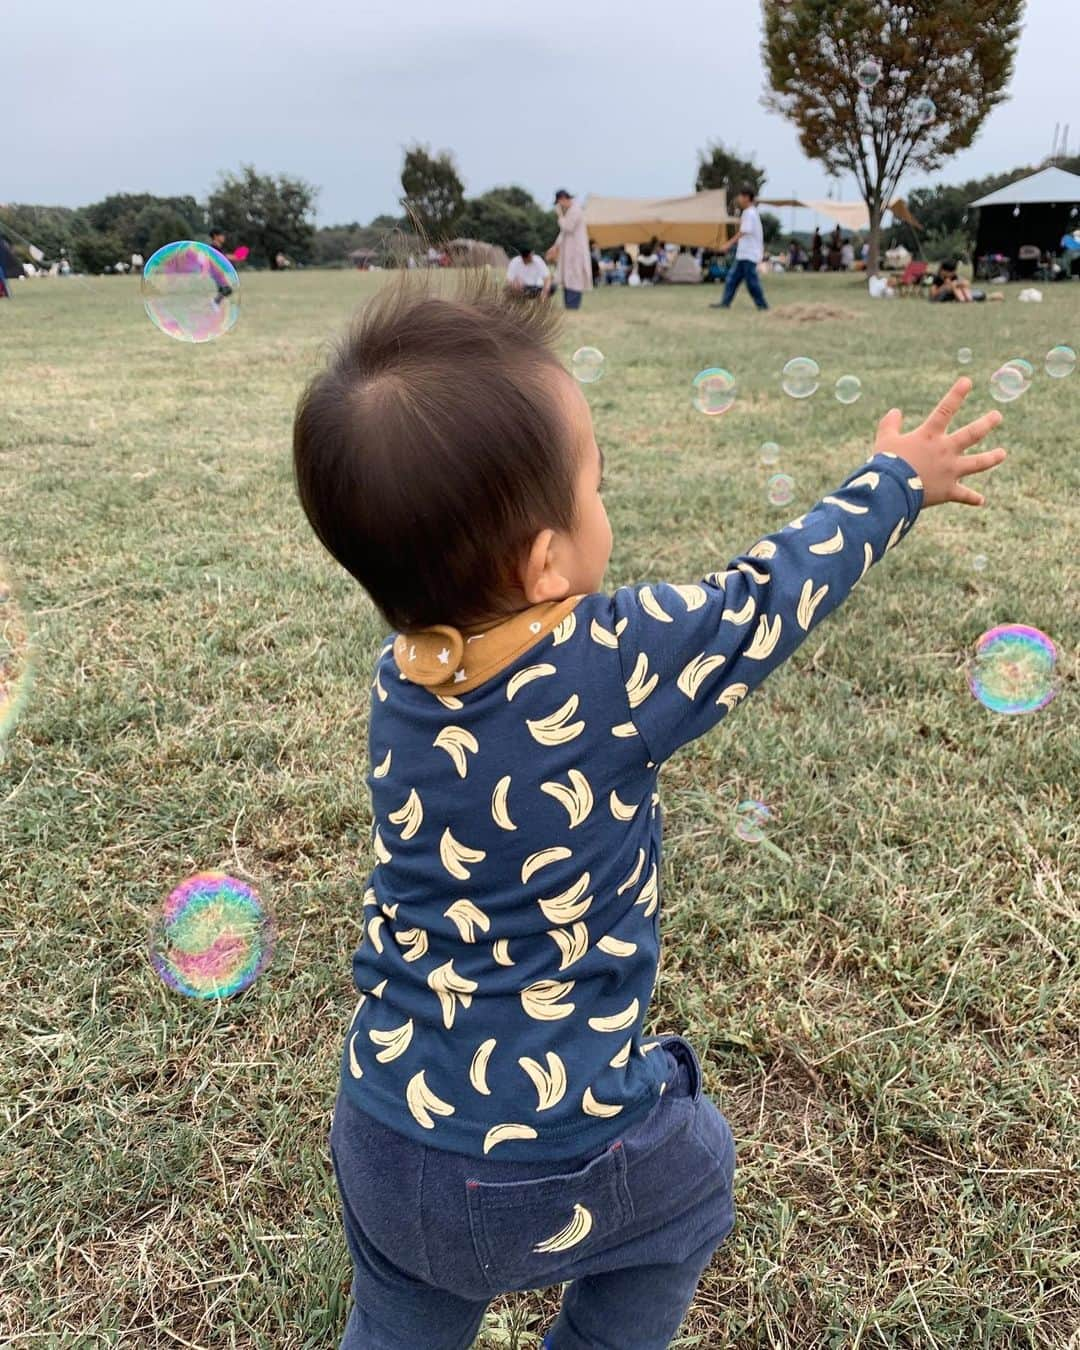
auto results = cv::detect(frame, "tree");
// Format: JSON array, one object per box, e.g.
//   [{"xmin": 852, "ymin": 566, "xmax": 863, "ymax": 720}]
[
  {"xmin": 454, "ymin": 186, "xmax": 558, "ymax": 255},
  {"xmin": 399, "ymin": 144, "xmax": 465, "ymax": 240},
  {"xmin": 695, "ymin": 142, "xmax": 767, "ymax": 197},
  {"xmin": 84, "ymin": 193, "xmax": 205, "ymax": 253},
  {"xmin": 762, "ymin": 0, "xmax": 1024, "ymax": 273},
  {"xmin": 761, "ymin": 211, "xmax": 782, "ymax": 245},
  {"xmin": 132, "ymin": 204, "xmax": 200, "ymax": 257},
  {"xmin": 207, "ymin": 165, "xmax": 317, "ymax": 267}
]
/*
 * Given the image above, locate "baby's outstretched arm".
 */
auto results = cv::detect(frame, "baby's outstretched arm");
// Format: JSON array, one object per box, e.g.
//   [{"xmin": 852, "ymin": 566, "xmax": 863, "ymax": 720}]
[{"xmin": 610, "ymin": 378, "xmax": 1006, "ymax": 765}]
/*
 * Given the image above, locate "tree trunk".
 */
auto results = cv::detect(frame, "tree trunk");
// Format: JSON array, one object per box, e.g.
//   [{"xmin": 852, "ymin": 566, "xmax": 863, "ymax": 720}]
[{"xmin": 867, "ymin": 197, "xmax": 883, "ymax": 277}]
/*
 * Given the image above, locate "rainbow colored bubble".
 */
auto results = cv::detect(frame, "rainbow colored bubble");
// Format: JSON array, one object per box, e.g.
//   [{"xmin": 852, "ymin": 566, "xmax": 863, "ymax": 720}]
[
  {"xmin": 0, "ymin": 560, "xmax": 34, "ymax": 746},
  {"xmin": 149, "ymin": 871, "xmax": 274, "ymax": 998},
  {"xmin": 141, "ymin": 241, "xmax": 240, "ymax": 343},
  {"xmin": 967, "ymin": 625, "xmax": 1058, "ymax": 716},
  {"xmin": 733, "ymin": 800, "xmax": 771, "ymax": 843}
]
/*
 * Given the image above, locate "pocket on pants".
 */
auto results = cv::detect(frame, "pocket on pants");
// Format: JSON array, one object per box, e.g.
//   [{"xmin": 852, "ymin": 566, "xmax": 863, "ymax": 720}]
[{"xmin": 466, "ymin": 1139, "xmax": 634, "ymax": 1292}]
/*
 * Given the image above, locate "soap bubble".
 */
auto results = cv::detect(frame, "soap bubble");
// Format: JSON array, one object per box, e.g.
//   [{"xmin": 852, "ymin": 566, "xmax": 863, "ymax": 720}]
[
  {"xmin": 1045, "ymin": 345, "xmax": 1076, "ymax": 379},
  {"xmin": 733, "ymin": 800, "xmax": 771, "ymax": 843},
  {"xmin": 759, "ymin": 440, "xmax": 781, "ymax": 466},
  {"xmin": 781, "ymin": 357, "xmax": 820, "ymax": 399},
  {"xmin": 972, "ymin": 554, "xmax": 988, "ymax": 572},
  {"xmin": 692, "ymin": 367, "xmax": 736, "ymax": 415},
  {"xmin": 957, "ymin": 347, "xmax": 973, "ymax": 365},
  {"xmin": 571, "ymin": 346, "xmax": 605, "ymax": 383},
  {"xmin": 912, "ymin": 96, "xmax": 936, "ymax": 126},
  {"xmin": 141, "ymin": 241, "xmax": 240, "ymax": 343},
  {"xmin": 835, "ymin": 374, "xmax": 862, "ymax": 404},
  {"xmin": 1008, "ymin": 358, "xmax": 1035, "ymax": 385},
  {"xmin": 767, "ymin": 473, "xmax": 795, "ymax": 506},
  {"xmin": 856, "ymin": 58, "xmax": 882, "ymax": 89},
  {"xmin": 0, "ymin": 559, "xmax": 33, "ymax": 745},
  {"xmin": 966, "ymin": 625, "xmax": 1058, "ymax": 716},
  {"xmin": 990, "ymin": 362, "xmax": 1027, "ymax": 403},
  {"xmin": 150, "ymin": 871, "xmax": 274, "ymax": 998}
]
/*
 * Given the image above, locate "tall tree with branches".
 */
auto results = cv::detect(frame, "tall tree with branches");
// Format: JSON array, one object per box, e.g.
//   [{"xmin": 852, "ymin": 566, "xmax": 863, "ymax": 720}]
[{"xmin": 762, "ymin": 0, "xmax": 1024, "ymax": 272}]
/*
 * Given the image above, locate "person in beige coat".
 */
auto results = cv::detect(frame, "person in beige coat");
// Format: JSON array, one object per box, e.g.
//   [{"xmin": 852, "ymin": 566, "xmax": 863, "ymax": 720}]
[{"xmin": 545, "ymin": 188, "xmax": 593, "ymax": 310}]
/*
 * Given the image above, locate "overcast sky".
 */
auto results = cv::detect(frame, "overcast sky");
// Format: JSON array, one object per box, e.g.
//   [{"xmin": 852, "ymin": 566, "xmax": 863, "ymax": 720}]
[{"xmin": 2, "ymin": 0, "xmax": 1070, "ymax": 227}]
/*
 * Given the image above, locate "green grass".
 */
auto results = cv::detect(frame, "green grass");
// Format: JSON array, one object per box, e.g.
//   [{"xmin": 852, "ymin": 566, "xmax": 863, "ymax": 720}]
[{"xmin": 1, "ymin": 270, "xmax": 1077, "ymax": 1348}]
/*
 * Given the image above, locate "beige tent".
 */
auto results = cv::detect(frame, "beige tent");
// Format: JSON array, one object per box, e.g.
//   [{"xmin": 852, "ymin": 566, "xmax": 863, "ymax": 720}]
[
  {"xmin": 761, "ymin": 197, "xmax": 921, "ymax": 231},
  {"xmin": 584, "ymin": 190, "xmax": 738, "ymax": 248}
]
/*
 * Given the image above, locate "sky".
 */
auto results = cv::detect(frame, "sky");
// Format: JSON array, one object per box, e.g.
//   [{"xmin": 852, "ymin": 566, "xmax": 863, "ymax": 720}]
[{"xmin": 2, "ymin": 0, "xmax": 1072, "ymax": 229}]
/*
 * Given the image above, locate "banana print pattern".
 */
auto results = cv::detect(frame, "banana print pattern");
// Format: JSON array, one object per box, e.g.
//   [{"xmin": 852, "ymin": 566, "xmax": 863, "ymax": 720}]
[
  {"xmin": 638, "ymin": 585, "xmax": 673, "ymax": 623},
  {"xmin": 444, "ymin": 898, "xmax": 490, "ymax": 943},
  {"xmin": 484, "ymin": 1122, "xmax": 538, "ymax": 1155},
  {"xmin": 491, "ymin": 775, "xmax": 517, "ymax": 831},
  {"xmin": 582, "ymin": 1086, "xmax": 623, "ymax": 1118},
  {"xmin": 608, "ymin": 790, "xmax": 639, "ymax": 821},
  {"xmin": 433, "ymin": 726, "xmax": 479, "ymax": 778},
  {"xmin": 616, "ymin": 850, "xmax": 645, "ymax": 896},
  {"xmin": 808, "ymin": 526, "xmax": 844, "ymax": 556},
  {"xmin": 440, "ymin": 828, "xmax": 487, "ymax": 880},
  {"xmin": 527, "ymin": 695, "xmax": 585, "ymax": 746},
  {"xmin": 369, "ymin": 1018, "xmax": 414, "ymax": 1063},
  {"xmin": 596, "ymin": 934, "xmax": 637, "ymax": 958},
  {"xmin": 406, "ymin": 1070, "xmax": 455, "ymax": 1129},
  {"xmin": 533, "ymin": 1203, "xmax": 593, "ymax": 1253},
  {"xmin": 428, "ymin": 960, "xmax": 478, "ymax": 1029},
  {"xmin": 548, "ymin": 922, "xmax": 590, "ymax": 970},
  {"xmin": 341, "ymin": 453, "xmax": 923, "ymax": 1154},
  {"xmin": 521, "ymin": 846, "xmax": 572, "ymax": 884},
  {"xmin": 469, "ymin": 1038, "xmax": 497, "ymax": 1094},
  {"xmin": 519, "ymin": 1051, "xmax": 568, "ymax": 1110},
  {"xmin": 388, "ymin": 788, "xmax": 423, "ymax": 839},
  {"xmin": 588, "ymin": 998, "xmax": 639, "ymax": 1033},
  {"xmin": 677, "ymin": 652, "xmax": 727, "ymax": 701},
  {"xmin": 394, "ymin": 927, "xmax": 429, "ymax": 962},
  {"xmin": 521, "ymin": 979, "xmax": 576, "ymax": 1021},
  {"xmin": 541, "ymin": 770, "xmax": 594, "ymax": 828},
  {"xmin": 507, "ymin": 664, "xmax": 556, "ymax": 701},
  {"xmin": 796, "ymin": 579, "xmax": 829, "ymax": 631},
  {"xmin": 625, "ymin": 653, "xmax": 658, "ymax": 708}
]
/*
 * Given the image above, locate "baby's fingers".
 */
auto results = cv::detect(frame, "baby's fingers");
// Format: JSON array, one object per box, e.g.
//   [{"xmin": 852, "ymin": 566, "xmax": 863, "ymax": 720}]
[
  {"xmin": 957, "ymin": 446, "xmax": 1007, "ymax": 477},
  {"xmin": 926, "ymin": 377, "xmax": 973, "ymax": 432},
  {"xmin": 950, "ymin": 408, "xmax": 1003, "ymax": 452},
  {"xmin": 950, "ymin": 482, "xmax": 987, "ymax": 507}
]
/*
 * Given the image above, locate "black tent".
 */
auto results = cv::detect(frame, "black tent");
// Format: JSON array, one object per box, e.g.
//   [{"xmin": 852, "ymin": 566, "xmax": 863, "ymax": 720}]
[
  {"xmin": 0, "ymin": 234, "xmax": 21, "ymax": 297},
  {"xmin": 972, "ymin": 167, "xmax": 1080, "ymax": 271}
]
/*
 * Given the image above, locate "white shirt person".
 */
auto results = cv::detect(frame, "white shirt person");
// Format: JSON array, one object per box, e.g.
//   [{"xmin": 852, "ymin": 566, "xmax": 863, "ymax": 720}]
[{"xmin": 506, "ymin": 248, "xmax": 552, "ymax": 297}]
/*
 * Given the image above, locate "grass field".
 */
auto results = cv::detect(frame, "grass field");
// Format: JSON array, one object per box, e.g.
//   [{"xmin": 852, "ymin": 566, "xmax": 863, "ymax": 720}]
[{"xmin": 1, "ymin": 268, "xmax": 1077, "ymax": 1349}]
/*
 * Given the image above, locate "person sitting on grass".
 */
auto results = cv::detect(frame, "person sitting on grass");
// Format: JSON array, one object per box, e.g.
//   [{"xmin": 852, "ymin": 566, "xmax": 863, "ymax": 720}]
[
  {"xmin": 929, "ymin": 259, "xmax": 1001, "ymax": 304},
  {"xmin": 506, "ymin": 245, "xmax": 552, "ymax": 300},
  {"xmin": 292, "ymin": 272, "xmax": 1006, "ymax": 1350}
]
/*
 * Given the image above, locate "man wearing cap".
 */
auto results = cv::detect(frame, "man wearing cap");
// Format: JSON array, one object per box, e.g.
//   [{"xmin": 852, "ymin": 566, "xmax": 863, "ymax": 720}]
[{"xmin": 545, "ymin": 189, "xmax": 592, "ymax": 310}]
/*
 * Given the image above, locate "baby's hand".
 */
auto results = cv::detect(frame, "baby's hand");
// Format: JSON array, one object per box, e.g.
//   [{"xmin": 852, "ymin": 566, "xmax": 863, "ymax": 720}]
[{"xmin": 874, "ymin": 377, "xmax": 1007, "ymax": 507}]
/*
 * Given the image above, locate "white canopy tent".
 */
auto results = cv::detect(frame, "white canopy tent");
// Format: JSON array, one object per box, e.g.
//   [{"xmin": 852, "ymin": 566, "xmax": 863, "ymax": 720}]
[
  {"xmin": 584, "ymin": 190, "xmax": 738, "ymax": 248},
  {"xmin": 968, "ymin": 166, "xmax": 1080, "ymax": 208}
]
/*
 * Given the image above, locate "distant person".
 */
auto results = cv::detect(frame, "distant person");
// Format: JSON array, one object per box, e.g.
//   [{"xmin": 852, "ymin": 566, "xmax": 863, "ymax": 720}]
[
  {"xmin": 1061, "ymin": 228, "xmax": 1080, "ymax": 277},
  {"xmin": 506, "ymin": 245, "xmax": 552, "ymax": 299},
  {"xmin": 546, "ymin": 188, "xmax": 592, "ymax": 310},
  {"xmin": 840, "ymin": 238, "xmax": 855, "ymax": 270},
  {"xmin": 709, "ymin": 184, "xmax": 769, "ymax": 311},
  {"xmin": 131, "ymin": 252, "xmax": 144, "ymax": 273},
  {"xmin": 930, "ymin": 259, "xmax": 998, "ymax": 303},
  {"xmin": 590, "ymin": 239, "xmax": 601, "ymax": 287},
  {"xmin": 827, "ymin": 227, "xmax": 843, "ymax": 271},
  {"xmin": 788, "ymin": 239, "xmax": 805, "ymax": 270},
  {"xmin": 208, "ymin": 227, "xmax": 236, "ymax": 306},
  {"xmin": 811, "ymin": 228, "xmax": 823, "ymax": 271},
  {"xmin": 637, "ymin": 238, "xmax": 660, "ymax": 284}
]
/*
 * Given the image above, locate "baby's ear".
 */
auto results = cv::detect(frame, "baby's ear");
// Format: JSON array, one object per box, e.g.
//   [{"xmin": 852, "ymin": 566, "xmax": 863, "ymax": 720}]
[{"xmin": 520, "ymin": 528, "xmax": 565, "ymax": 604}]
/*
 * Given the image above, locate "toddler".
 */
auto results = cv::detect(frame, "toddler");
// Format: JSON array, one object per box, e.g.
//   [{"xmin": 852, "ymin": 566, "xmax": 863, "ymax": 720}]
[{"xmin": 292, "ymin": 276, "xmax": 1005, "ymax": 1350}]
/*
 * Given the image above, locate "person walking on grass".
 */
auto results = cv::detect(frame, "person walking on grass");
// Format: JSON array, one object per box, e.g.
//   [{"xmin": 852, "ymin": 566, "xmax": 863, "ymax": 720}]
[
  {"xmin": 292, "ymin": 268, "xmax": 1007, "ymax": 1350},
  {"xmin": 546, "ymin": 188, "xmax": 592, "ymax": 310},
  {"xmin": 710, "ymin": 184, "xmax": 769, "ymax": 311}
]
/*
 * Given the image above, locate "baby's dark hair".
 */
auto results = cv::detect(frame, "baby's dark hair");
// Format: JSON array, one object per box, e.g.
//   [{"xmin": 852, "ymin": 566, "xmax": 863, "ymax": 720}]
[{"xmin": 293, "ymin": 274, "xmax": 578, "ymax": 631}]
